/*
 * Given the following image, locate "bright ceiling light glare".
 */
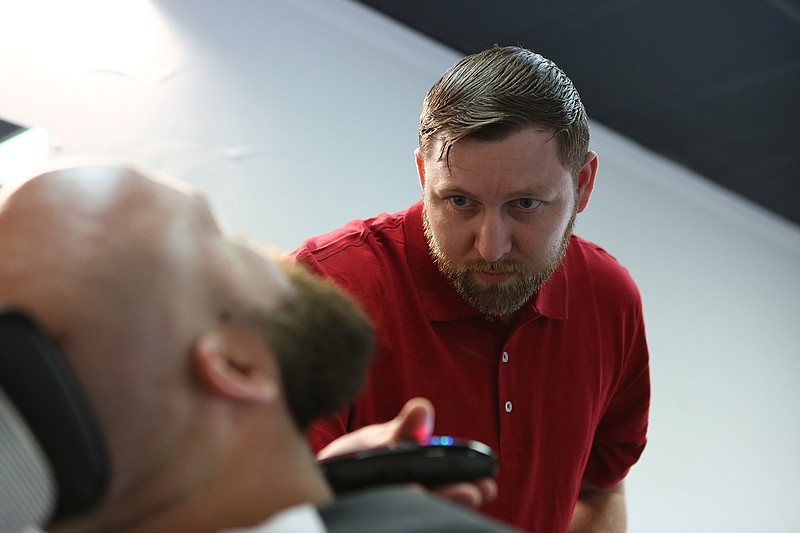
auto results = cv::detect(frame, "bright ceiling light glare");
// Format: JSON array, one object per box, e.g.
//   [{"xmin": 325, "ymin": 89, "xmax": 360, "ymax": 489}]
[
  {"xmin": 2, "ymin": 0, "xmax": 175, "ymax": 83},
  {"xmin": 0, "ymin": 124, "xmax": 50, "ymax": 187}
]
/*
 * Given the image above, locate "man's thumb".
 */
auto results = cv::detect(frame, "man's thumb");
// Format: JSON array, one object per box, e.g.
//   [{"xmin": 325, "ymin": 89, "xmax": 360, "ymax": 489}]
[{"xmin": 393, "ymin": 397, "xmax": 435, "ymax": 444}]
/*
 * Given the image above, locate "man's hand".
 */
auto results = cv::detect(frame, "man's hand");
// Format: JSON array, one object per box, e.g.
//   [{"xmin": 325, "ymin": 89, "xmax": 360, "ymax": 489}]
[
  {"xmin": 317, "ymin": 397, "xmax": 498, "ymax": 508},
  {"xmin": 316, "ymin": 397, "xmax": 434, "ymax": 459}
]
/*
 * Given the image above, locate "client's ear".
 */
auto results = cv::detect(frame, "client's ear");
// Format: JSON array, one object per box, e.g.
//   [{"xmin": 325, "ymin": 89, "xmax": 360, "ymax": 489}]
[{"xmin": 191, "ymin": 324, "xmax": 279, "ymax": 404}]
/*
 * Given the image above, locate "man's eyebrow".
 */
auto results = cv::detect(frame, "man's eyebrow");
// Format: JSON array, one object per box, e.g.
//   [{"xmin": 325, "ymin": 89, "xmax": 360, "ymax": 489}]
[{"xmin": 435, "ymin": 181, "xmax": 556, "ymax": 199}]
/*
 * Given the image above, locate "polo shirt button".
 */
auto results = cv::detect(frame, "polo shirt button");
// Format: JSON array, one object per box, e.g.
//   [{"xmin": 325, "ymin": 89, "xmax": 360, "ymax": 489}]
[
  {"xmin": 501, "ymin": 351, "xmax": 509, "ymax": 363},
  {"xmin": 505, "ymin": 401, "xmax": 512, "ymax": 412}
]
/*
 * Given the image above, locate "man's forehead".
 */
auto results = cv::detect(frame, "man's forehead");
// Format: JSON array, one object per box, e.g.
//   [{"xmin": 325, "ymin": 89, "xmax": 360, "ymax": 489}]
[
  {"xmin": 0, "ymin": 162, "xmax": 217, "ymax": 277},
  {"xmin": 0, "ymin": 163, "xmax": 231, "ymax": 337},
  {"xmin": 2, "ymin": 163, "xmax": 186, "ymax": 212}
]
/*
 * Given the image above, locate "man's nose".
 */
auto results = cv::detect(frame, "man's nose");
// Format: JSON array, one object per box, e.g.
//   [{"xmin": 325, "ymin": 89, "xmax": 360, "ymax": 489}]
[{"xmin": 474, "ymin": 213, "xmax": 512, "ymax": 263}]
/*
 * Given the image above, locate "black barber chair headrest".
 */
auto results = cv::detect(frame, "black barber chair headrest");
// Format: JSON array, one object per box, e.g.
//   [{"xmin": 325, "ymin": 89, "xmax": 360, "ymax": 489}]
[{"xmin": 0, "ymin": 307, "xmax": 109, "ymax": 531}]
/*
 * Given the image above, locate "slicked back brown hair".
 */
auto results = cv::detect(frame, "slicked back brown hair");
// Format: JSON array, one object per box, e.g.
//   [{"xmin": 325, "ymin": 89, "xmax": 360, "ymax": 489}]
[{"xmin": 419, "ymin": 46, "xmax": 589, "ymax": 177}]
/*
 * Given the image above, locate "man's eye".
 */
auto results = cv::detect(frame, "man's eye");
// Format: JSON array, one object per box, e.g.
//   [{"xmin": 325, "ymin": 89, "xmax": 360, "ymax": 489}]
[
  {"xmin": 449, "ymin": 196, "xmax": 472, "ymax": 208},
  {"xmin": 515, "ymin": 198, "xmax": 542, "ymax": 210}
]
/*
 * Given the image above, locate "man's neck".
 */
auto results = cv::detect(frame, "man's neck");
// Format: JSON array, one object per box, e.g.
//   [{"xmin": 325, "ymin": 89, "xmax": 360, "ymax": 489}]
[{"xmin": 48, "ymin": 441, "xmax": 334, "ymax": 533}]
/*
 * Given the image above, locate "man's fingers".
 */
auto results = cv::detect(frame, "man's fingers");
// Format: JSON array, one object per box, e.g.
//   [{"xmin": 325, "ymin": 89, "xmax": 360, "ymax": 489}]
[
  {"xmin": 393, "ymin": 397, "xmax": 435, "ymax": 443},
  {"xmin": 433, "ymin": 483, "xmax": 484, "ymax": 508},
  {"xmin": 317, "ymin": 397, "xmax": 436, "ymax": 460},
  {"xmin": 476, "ymin": 477, "xmax": 499, "ymax": 503},
  {"xmin": 433, "ymin": 478, "xmax": 498, "ymax": 508}
]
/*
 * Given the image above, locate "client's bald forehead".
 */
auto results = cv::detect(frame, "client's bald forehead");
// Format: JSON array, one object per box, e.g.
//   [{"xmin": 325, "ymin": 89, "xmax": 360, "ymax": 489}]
[
  {"xmin": 0, "ymin": 162, "xmax": 211, "ymax": 275},
  {"xmin": 0, "ymin": 163, "xmax": 212, "ymax": 260},
  {"xmin": 0, "ymin": 162, "xmax": 290, "ymax": 336},
  {"xmin": 0, "ymin": 165, "xmax": 198, "ymax": 323},
  {"xmin": 1, "ymin": 163, "xmax": 196, "ymax": 214}
]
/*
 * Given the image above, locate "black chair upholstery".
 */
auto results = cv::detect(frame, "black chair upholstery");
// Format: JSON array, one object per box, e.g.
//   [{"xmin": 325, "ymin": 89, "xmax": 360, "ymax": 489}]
[{"xmin": 0, "ymin": 307, "xmax": 109, "ymax": 531}]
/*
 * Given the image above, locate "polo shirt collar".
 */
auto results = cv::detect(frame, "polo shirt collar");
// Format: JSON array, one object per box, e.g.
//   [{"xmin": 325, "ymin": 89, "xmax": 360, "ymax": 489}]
[{"xmin": 404, "ymin": 200, "xmax": 568, "ymax": 322}]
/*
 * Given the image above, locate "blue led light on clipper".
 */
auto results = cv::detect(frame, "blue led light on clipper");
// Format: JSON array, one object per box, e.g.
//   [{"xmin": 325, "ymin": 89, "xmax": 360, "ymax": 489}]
[{"xmin": 429, "ymin": 435, "xmax": 454, "ymax": 446}]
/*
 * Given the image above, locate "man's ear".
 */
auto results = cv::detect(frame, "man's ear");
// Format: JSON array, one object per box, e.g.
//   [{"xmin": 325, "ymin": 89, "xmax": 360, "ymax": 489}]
[
  {"xmin": 414, "ymin": 148, "xmax": 426, "ymax": 190},
  {"xmin": 576, "ymin": 151, "xmax": 598, "ymax": 213},
  {"xmin": 191, "ymin": 325, "xmax": 279, "ymax": 404}
]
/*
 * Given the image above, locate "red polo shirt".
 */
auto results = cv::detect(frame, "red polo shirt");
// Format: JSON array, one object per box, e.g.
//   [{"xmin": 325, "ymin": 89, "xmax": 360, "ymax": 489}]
[{"xmin": 293, "ymin": 201, "xmax": 650, "ymax": 533}]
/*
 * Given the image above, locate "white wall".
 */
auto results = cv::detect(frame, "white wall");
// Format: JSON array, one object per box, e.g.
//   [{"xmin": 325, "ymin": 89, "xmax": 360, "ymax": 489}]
[{"xmin": 2, "ymin": 0, "xmax": 798, "ymax": 531}]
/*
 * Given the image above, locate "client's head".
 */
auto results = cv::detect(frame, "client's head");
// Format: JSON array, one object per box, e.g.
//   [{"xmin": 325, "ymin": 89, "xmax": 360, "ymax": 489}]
[{"xmin": 0, "ymin": 161, "xmax": 373, "ymax": 533}]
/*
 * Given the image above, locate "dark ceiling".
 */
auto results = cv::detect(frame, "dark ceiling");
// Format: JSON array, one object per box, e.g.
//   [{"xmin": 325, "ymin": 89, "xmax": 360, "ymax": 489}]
[{"xmin": 354, "ymin": 0, "xmax": 800, "ymax": 228}]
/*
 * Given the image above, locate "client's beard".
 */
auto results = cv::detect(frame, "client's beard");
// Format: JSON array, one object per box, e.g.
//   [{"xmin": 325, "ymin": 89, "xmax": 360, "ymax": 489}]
[{"xmin": 422, "ymin": 206, "xmax": 576, "ymax": 316}]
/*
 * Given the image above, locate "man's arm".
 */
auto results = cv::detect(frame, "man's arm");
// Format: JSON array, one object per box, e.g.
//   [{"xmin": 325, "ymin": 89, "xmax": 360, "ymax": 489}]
[{"xmin": 568, "ymin": 480, "xmax": 627, "ymax": 533}]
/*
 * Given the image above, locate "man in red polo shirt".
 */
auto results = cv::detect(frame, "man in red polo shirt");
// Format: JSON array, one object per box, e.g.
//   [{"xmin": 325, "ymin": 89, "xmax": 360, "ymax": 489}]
[{"xmin": 292, "ymin": 46, "xmax": 650, "ymax": 533}]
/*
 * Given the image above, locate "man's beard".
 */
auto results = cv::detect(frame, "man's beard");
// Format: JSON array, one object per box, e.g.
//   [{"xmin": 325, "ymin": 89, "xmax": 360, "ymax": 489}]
[{"xmin": 422, "ymin": 206, "xmax": 576, "ymax": 317}]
